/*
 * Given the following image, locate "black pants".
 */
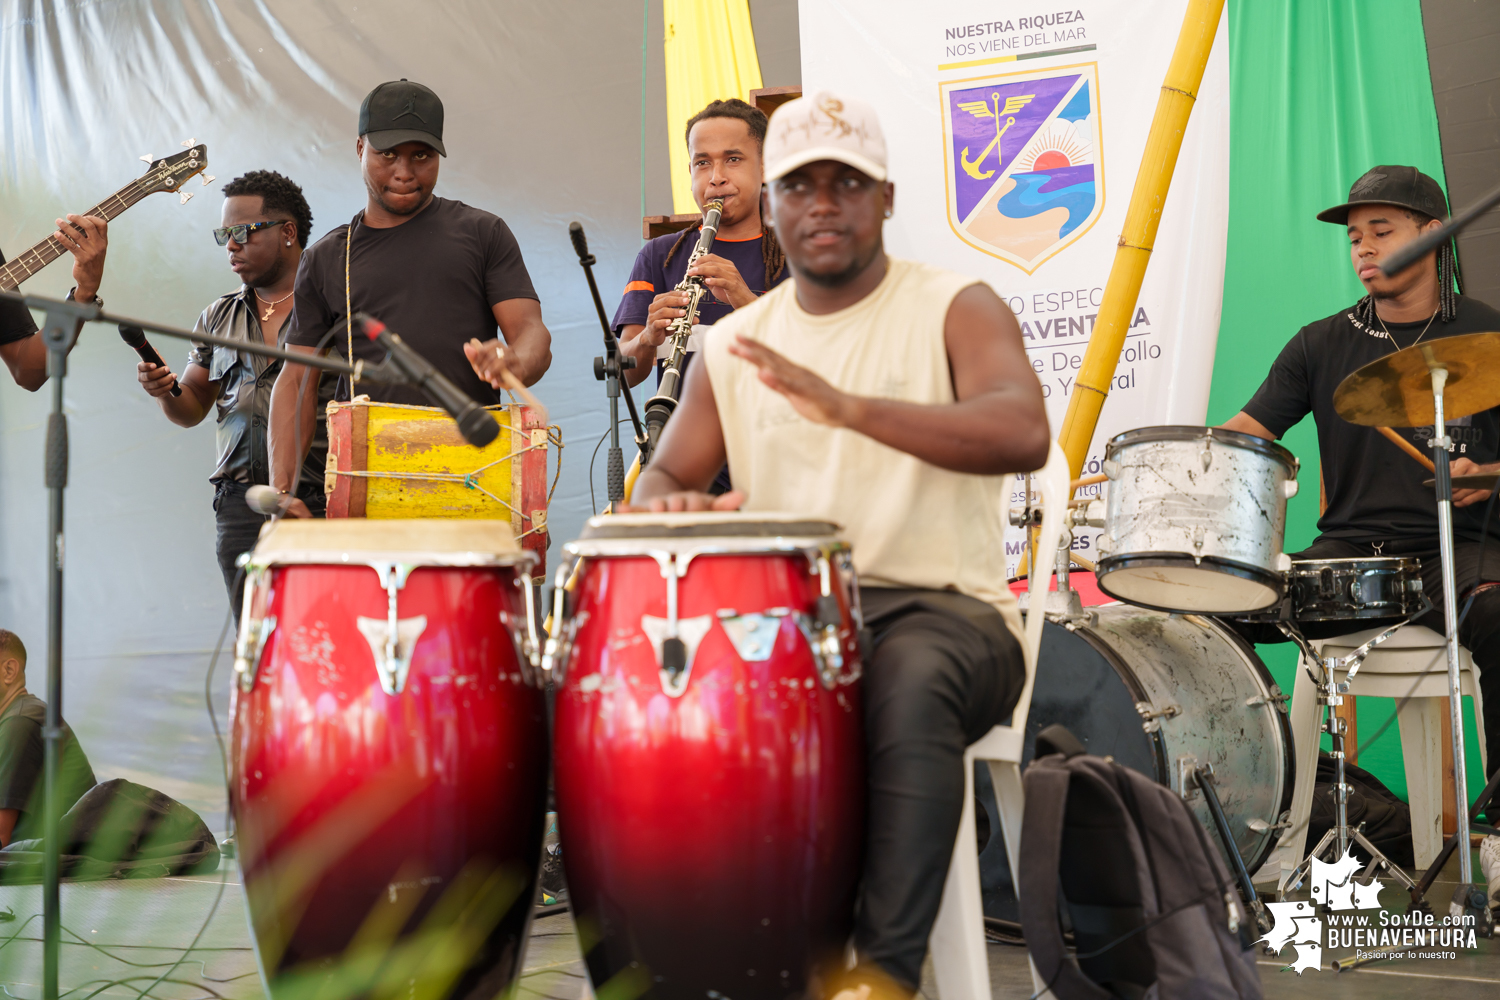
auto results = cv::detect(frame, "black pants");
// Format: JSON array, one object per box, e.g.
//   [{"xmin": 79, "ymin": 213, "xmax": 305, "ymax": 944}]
[
  {"xmin": 855, "ymin": 588, "xmax": 1025, "ymax": 991},
  {"xmin": 213, "ymin": 481, "xmax": 325, "ymax": 621},
  {"xmin": 1224, "ymin": 534, "xmax": 1500, "ymax": 783}
]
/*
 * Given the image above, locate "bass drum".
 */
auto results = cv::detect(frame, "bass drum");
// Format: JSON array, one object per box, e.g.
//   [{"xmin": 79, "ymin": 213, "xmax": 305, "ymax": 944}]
[{"xmin": 977, "ymin": 605, "xmax": 1293, "ymax": 921}]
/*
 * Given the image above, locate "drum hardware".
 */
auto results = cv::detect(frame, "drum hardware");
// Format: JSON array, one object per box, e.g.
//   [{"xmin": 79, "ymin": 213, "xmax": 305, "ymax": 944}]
[
  {"xmin": 718, "ymin": 612, "xmax": 783, "ymax": 661},
  {"xmin": 351, "ymin": 562, "xmax": 421, "ymax": 695},
  {"xmin": 1335, "ymin": 333, "xmax": 1500, "ymax": 893},
  {"xmin": 1193, "ymin": 765, "xmax": 1272, "ymax": 935},
  {"xmin": 234, "ymin": 615, "xmax": 277, "ymax": 692},
  {"xmin": 1010, "ymin": 494, "xmax": 1104, "ymax": 624},
  {"xmin": 499, "ymin": 575, "xmax": 545, "ymax": 683},
  {"xmin": 1273, "ymin": 602, "xmax": 1431, "ymax": 902},
  {"xmin": 1245, "ymin": 815, "xmax": 1292, "ymax": 835},
  {"xmin": 1135, "ymin": 701, "xmax": 1181, "ymax": 733}
]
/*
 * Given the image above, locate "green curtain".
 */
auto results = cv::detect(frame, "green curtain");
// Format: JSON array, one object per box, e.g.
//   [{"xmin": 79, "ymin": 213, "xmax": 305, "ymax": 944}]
[{"xmin": 1211, "ymin": 0, "xmax": 1484, "ymax": 800}]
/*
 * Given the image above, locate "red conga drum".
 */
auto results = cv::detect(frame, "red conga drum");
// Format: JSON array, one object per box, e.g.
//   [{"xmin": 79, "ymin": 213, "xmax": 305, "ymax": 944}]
[
  {"xmin": 551, "ymin": 513, "xmax": 865, "ymax": 999},
  {"xmin": 230, "ymin": 519, "xmax": 547, "ymax": 999}
]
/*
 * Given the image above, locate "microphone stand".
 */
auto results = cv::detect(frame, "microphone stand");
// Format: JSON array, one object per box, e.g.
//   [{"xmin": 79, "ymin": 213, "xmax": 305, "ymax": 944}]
[
  {"xmin": 1380, "ymin": 179, "xmax": 1500, "ymax": 277},
  {"xmin": 0, "ymin": 288, "xmax": 393, "ymax": 1000},
  {"xmin": 569, "ymin": 223, "xmax": 646, "ymax": 500}
]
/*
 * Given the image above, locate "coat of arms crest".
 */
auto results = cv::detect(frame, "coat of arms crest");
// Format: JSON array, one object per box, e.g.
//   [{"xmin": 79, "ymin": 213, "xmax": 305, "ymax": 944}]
[{"xmin": 940, "ymin": 64, "xmax": 1104, "ymax": 272}]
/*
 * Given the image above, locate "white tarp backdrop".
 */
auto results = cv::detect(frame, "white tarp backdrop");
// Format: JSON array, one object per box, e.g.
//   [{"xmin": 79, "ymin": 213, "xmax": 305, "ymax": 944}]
[
  {"xmin": 0, "ymin": 0, "xmax": 798, "ymax": 830},
  {"xmin": 799, "ymin": 0, "xmax": 1229, "ymax": 575}
]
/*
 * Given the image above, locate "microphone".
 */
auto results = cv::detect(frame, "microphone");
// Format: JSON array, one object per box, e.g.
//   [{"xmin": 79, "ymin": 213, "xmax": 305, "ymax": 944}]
[
  {"xmin": 569, "ymin": 221, "xmax": 595, "ymax": 265},
  {"xmin": 245, "ymin": 485, "xmax": 289, "ymax": 516},
  {"xmin": 1380, "ymin": 179, "xmax": 1500, "ymax": 277},
  {"xmin": 119, "ymin": 324, "xmax": 182, "ymax": 396},
  {"xmin": 354, "ymin": 313, "xmax": 500, "ymax": 448}
]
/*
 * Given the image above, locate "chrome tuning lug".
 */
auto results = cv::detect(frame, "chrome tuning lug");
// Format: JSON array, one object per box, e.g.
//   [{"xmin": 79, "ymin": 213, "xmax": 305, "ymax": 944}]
[{"xmin": 179, "ymin": 190, "xmax": 194, "ymax": 205}]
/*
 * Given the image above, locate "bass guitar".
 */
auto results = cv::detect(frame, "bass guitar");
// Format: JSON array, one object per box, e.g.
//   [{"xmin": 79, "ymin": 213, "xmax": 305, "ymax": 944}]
[{"xmin": 0, "ymin": 141, "xmax": 211, "ymax": 290}]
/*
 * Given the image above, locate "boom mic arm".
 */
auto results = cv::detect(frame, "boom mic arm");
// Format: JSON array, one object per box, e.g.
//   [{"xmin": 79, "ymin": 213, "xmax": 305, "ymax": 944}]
[{"xmin": 354, "ymin": 313, "xmax": 500, "ymax": 448}]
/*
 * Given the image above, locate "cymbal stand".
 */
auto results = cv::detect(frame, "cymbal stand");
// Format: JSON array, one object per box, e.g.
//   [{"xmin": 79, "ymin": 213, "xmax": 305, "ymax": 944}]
[
  {"xmin": 1426, "ymin": 365, "xmax": 1477, "ymax": 894},
  {"xmin": 1277, "ymin": 610, "xmax": 1428, "ymax": 902}
]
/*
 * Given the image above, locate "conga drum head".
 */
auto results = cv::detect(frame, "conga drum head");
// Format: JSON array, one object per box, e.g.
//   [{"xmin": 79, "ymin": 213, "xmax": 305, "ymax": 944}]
[
  {"xmin": 247, "ymin": 516, "xmax": 535, "ymax": 569},
  {"xmin": 574, "ymin": 510, "xmax": 842, "ymax": 543}
]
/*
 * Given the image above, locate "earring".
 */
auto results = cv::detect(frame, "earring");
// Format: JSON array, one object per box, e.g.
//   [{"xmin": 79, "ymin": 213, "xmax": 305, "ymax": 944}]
[
  {"xmin": 286, "ymin": 241, "xmax": 292, "ymax": 246},
  {"xmin": 883, "ymin": 210, "xmax": 892, "ymax": 218}
]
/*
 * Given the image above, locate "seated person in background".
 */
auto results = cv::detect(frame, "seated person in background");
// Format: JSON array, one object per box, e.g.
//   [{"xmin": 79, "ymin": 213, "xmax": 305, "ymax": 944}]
[{"xmin": 0, "ymin": 630, "xmax": 96, "ymax": 848}]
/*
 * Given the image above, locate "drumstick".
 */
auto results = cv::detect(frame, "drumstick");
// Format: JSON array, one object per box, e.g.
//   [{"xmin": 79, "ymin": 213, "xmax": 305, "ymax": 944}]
[
  {"xmin": 1071, "ymin": 472, "xmax": 1109, "ymax": 490},
  {"xmin": 1375, "ymin": 425, "xmax": 1436, "ymax": 473},
  {"xmin": 473, "ymin": 339, "xmax": 548, "ymax": 424}
]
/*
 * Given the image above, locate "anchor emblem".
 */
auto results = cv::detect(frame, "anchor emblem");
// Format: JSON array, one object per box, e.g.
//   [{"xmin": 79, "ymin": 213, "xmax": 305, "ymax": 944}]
[{"xmin": 957, "ymin": 92, "xmax": 1034, "ymax": 181}]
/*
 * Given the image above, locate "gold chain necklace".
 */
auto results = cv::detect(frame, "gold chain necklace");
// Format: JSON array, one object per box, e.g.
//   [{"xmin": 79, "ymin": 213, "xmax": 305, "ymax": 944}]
[
  {"xmin": 1375, "ymin": 306, "xmax": 1438, "ymax": 351},
  {"xmin": 254, "ymin": 288, "xmax": 294, "ymax": 323}
]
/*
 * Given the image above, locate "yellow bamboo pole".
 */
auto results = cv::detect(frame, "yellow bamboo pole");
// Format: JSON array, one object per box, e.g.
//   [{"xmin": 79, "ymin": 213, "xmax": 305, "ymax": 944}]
[{"xmin": 1055, "ymin": 0, "xmax": 1226, "ymax": 482}]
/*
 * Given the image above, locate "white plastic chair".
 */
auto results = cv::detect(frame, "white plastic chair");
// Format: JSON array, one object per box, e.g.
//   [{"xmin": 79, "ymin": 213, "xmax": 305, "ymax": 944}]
[
  {"xmin": 929, "ymin": 441, "xmax": 1069, "ymax": 1000},
  {"xmin": 1271, "ymin": 625, "xmax": 1487, "ymax": 875}
]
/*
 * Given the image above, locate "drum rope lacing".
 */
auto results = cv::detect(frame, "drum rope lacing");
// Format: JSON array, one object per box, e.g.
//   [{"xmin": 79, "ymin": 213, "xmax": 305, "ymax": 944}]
[{"xmin": 326, "ymin": 396, "xmax": 565, "ymax": 540}]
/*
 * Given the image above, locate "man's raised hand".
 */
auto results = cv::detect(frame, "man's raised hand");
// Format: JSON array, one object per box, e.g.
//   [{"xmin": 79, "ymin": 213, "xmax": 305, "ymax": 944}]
[
  {"xmin": 728, "ymin": 335, "xmax": 856, "ymax": 428},
  {"xmin": 55, "ymin": 214, "xmax": 108, "ymax": 302}
]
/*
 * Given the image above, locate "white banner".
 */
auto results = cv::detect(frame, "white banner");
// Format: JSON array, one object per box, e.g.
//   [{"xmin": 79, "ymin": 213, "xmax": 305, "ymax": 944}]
[{"xmin": 799, "ymin": 1, "xmax": 1230, "ymax": 576}]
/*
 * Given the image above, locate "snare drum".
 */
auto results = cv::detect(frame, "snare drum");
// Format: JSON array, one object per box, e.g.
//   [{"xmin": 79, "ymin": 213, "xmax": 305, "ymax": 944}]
[
  {"xmin": 230, "ymin": 519, "xmax": 547, "ymax": 999},
  {"xmin": 1097, "ymin": 426, "xmax": 1300, "ymax": 614},
  {"xmin": 551, "ymin": 513, "xmax": 864, "ymax": 999},
  {"xmin": 1236, "ymin": 557, "xmax": 1423, "ymax": 638}
]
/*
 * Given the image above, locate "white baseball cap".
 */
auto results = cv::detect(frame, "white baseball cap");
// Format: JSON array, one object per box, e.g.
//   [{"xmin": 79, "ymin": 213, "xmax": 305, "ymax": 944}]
[{"xmin": 764, "ymin": 90, "xmax": 888, "ymax": 183}]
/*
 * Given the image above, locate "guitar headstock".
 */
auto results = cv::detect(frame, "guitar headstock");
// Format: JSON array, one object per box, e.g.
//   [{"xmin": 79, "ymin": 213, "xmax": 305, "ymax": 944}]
[{"xmin": 137, "ymin": 140, "xmax": 210, "ymax": 204}]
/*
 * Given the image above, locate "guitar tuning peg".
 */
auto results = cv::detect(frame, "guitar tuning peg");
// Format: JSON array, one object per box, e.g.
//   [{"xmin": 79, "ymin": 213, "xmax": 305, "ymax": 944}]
[
  {"xmin": 139, "ymin": 154, "xmax": 155, "ymax": 164},
  {"xmin": 180, "ymin": 137, "xmax": 199, "ymax": 148},
  {"xmin": 201, "ymin": 175, "xmax": 216, "ymax": 187},
  {"xmin": 179, "ymin": 190, "xmax": 194, "ymax": 205}
]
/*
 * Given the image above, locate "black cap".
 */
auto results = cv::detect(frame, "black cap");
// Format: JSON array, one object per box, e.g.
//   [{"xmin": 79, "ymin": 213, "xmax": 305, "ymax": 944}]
[
  {"xmin": 1317, "ymin": 165, "xmax": 1447, "ymax": 225},
  {"xmin": 359, "ymin": 79, "xmax": 446, "ymax": 157}
]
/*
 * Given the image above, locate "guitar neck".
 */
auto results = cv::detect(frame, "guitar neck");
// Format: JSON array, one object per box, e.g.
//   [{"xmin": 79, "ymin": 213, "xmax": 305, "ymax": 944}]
[{"xmin": 0, "ymin": 178, "xmax": 153, "ymax": 291}]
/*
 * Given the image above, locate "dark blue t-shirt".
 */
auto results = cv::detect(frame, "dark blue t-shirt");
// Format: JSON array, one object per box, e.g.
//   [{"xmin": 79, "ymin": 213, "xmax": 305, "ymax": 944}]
[{"xmin": 611, "ymin": 230, "xmax": 788, "ymax": 383}]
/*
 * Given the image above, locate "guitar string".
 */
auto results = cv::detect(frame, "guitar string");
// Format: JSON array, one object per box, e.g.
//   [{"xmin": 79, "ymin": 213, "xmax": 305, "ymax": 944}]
[{"xmin": 1, "ymin": 170, "xmax": 167, "ymax": 287}]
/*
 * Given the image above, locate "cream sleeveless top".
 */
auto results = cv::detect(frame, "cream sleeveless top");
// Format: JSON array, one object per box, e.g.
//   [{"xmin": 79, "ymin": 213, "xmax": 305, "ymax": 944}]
[{"xmin": 704, "ymin": 257, "xmax": 1023, "ymax": 642}]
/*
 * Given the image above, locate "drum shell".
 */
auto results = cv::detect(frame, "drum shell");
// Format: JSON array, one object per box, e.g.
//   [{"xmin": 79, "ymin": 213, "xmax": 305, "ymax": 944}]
[
  {"xmin": 230, "ymin": 563, "xmax": 547, "ymax": 998},
  {"xmin": 1098, "ymin": 427, "xmax": 1297, "ymax": 613},
  {"xmin": 979, "ymin": 605, "xmax": 1292, "ymax": 908},
  {"xmin": 554, "ymin": 552, "xmax": 864, "ymax": 1000}
]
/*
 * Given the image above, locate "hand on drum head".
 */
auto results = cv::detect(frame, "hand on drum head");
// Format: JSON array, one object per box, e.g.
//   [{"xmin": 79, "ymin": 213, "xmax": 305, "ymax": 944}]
[
  {"xmin": 1451, "ymin": 456, "xmax": 1500, "ymax": 508},
  {"xmin": 618, "ymin": 489, "xmax": 745, "ymax": 514}
]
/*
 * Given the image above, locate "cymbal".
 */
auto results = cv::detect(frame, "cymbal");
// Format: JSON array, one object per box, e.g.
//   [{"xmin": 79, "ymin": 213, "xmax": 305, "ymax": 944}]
[
  {"xmin": 1422, "ymin": 473, "xmax": 1500, "ymax": 491},
  {"xmin": 1333, "ymin": 331, "xmax": 1500, "ymax": 428}
]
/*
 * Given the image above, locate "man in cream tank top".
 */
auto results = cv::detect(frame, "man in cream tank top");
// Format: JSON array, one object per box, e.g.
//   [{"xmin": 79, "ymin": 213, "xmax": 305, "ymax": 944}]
[{"xmin": 628, "ymin": 91, "xmax": 1049, "ymax": 997}]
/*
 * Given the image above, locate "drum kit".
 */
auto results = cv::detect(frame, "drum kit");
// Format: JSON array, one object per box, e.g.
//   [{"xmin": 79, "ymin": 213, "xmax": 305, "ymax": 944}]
[{"xmin": 222, "ymin": 332, "xmax": 1500, "ymax": 997}]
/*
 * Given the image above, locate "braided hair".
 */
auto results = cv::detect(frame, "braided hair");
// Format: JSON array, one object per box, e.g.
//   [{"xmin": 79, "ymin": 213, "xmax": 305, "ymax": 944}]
[
  {"xmin": 662, "ymin": 98, "xmax": 787, "ymax": 290},
  {"xmin": 1354, "ymin": 209, "xmax": 1462, "ymax": 326}
]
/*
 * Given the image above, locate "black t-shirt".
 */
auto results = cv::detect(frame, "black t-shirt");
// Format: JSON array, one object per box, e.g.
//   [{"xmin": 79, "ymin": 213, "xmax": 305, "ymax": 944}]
[
  {"xmin": 0, "ymin": 249, "xmax": 40, "ymax": 346},
  {"xmin": 1244, "ymin": 295, "xmax": 1500, "ymax": 543},
  {"xmin": 0, "ymin": 693, "xmax": 97, "ymax": 843},
  {"xmin": 285, "ymin": 197, "xmax": 538, "ymax": 406}
]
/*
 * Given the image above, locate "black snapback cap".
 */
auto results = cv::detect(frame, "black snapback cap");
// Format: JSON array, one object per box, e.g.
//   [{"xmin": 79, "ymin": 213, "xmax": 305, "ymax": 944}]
[
  {"xmin": 359, "ymin": 79, "xmax": 446, "ymax": 157},
  {"xmin": 1317, "ymin": 165, "xmax": 1447, "ymax": 225}
]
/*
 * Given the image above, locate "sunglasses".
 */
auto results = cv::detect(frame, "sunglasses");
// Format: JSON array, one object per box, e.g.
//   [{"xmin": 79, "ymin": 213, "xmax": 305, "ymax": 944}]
[{"xmin": 213, "ymin": 220, "xmax": 290, "ymax": 247}]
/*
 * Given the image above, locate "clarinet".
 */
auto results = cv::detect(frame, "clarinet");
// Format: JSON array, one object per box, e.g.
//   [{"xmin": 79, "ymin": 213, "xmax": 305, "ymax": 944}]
[{"xmin": 641, "ymin": 198, "xmax": 724, "ymax": 460}]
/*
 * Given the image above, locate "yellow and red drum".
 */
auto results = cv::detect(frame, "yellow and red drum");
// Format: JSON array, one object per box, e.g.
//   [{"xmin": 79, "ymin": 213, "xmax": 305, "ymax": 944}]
[
  {"xmin": 230, "ymin": 519, "xmax": 546, "ymax": 999},
  {"xmin": 549, "ymin": 513, "xmax": 866, "ymax": 999},
  {"xmin": 324, "ymin": 399, "xmax": 552, "ymax": 571}
]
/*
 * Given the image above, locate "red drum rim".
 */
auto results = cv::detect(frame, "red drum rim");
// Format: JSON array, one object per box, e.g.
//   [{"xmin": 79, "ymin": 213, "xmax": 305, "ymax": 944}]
[
  {"xmin": 1096, "ymin": 553, "xmax": 1286, "ymax": 614},
  {"xmin": 243, "ymin": 517, "xmax": 536, "ymax": 570},
  {"xmin": 1105, "ymin": 424, "xmax": 1299, "ymax": 473}
]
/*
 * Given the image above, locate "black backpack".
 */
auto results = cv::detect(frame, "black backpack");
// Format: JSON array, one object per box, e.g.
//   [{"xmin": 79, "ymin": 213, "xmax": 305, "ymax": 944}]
[{"xmin": 1018, "ymin": 726, "xmax": 1263, "ymax": 999}]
